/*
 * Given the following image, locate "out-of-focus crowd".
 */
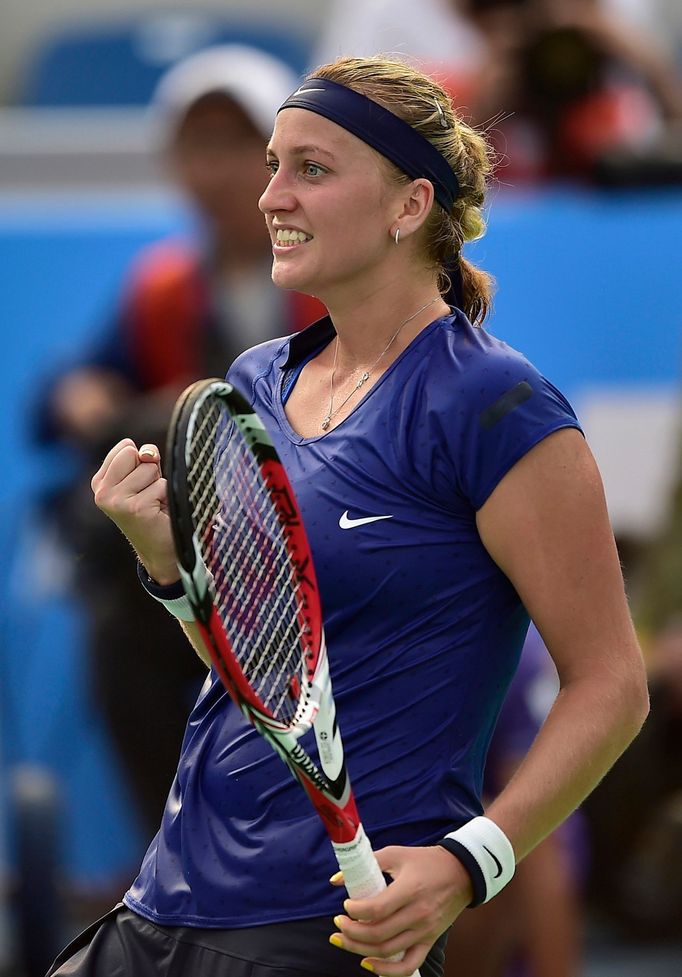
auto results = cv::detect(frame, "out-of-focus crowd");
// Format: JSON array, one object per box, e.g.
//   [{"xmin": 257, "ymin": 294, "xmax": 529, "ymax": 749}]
[
  {"xmin": 315, "ymin": 0, "xmax": 682, "ymax": 187},
  {"xmin": 2, "ymin": 2, "xmax": 682, "ymax": 975}
]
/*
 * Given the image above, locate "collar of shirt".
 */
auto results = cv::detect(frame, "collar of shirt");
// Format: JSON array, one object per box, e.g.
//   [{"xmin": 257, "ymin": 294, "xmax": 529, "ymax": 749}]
[{"xmin": 280, "ymin": 315, "xmax": 335, "ymax": 369}]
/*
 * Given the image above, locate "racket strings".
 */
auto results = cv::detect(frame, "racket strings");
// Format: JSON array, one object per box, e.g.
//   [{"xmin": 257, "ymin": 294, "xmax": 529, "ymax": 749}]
[
  {"xmin": 187, "ymin": 401, "xmax": 309, "ymax": 725},
  {"xmin": 212, "ymin": 442, "xmax": 300, "ymax": 651}
]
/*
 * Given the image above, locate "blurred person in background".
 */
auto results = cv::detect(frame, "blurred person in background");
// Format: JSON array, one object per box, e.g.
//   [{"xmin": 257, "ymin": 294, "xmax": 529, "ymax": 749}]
[
  {"xmin": 462, "ymin": 0, "xmax": 682, "ymax": 184},
  {"xmin": 601, "ymin": 0, "xmax": 682, "ymax": 61},
  {"xmin": 315, "ymin": 0, "xmax": 682, "ymax": 186},
  {"xmin": 444, "ymin": 626, "xmax": 586, "ymax": 977},
  {"xmin": 35, "ymin": 44, "xmax": 323, "ymax": 837},
  {"xmin": 580, "ymin": 468, "xmax": 682, "ymax": 940},
  {"xmin": 312, "ymin": 0, "xmax": 488, "ymax": 104}
]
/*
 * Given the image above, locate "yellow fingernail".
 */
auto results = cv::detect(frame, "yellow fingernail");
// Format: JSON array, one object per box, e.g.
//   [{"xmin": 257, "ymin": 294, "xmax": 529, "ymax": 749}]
[
  {"xmin": 329, "ymin": 934, "xmax": 344, "ymax": 949},
  {"xmin": 333, "ymin": 915, "xmax": 344, "ymax": 928},
  {"xmin": 361, "ymin": 962, "xmax": 375, "ymax": 973},
  {"xmin": 329, "ymin": 871, "xmax": 344, "ymax": 884}
]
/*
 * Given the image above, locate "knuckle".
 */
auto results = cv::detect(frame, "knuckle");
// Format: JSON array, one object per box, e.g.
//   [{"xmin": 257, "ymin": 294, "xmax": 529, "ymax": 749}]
[
  {"xmin": 127, "ymin": 495, "xmax": 148, "ymax": 519},
  {"xmin": 92, "ymin": 488, "xmax": 109, "ymax": 510},
  {"xmin": 413, "ymin": 901, "xmax": 432, "ymax": 926}
]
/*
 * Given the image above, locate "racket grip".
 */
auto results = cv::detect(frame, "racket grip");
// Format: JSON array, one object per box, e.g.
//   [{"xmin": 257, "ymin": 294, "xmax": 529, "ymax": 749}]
[
  {"xmin": 332, "ymin": 823, "xmax": 385, "ymax": 900},
  {"xmin": 332, "ymin": 827, "xmax": 421, "ymax": 977}
]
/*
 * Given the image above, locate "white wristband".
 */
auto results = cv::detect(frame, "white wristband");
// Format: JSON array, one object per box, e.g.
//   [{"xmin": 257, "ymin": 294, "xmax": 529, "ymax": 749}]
[
  {"xmin": 439, "ymin": 816, "xmax": 515, "ymax": 906},
  {"xmin": 137, "ymin": 563, "xmax": 196, "ymax": 622}
]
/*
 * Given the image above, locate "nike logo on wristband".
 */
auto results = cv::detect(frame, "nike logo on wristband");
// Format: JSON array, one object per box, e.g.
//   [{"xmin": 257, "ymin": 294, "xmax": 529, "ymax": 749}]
[
  {"xmin": 483, "ymin": 845, "xmax": 503, "ymax": 879},
  {"xmin": 339, "ymin": 511, "xmax": 394, "ymax": 529}
]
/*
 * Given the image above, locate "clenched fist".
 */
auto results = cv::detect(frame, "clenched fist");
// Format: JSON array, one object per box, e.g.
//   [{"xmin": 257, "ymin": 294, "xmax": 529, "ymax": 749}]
[{"xmin": 91, "ymin": 438, "xmax": 179, "ymax": 585}]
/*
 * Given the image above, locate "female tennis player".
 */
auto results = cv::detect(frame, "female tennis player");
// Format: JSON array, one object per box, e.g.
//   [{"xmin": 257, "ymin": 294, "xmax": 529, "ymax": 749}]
[{"xmin": 49, "ymin": 56, "xmax": 649, "ymax": 977}]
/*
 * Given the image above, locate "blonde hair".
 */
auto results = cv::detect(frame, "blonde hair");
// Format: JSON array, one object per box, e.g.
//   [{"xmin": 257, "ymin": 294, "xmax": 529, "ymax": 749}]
[{"xmin": 309, "ymin": 57, "xmax": 495, "ymax": 326}]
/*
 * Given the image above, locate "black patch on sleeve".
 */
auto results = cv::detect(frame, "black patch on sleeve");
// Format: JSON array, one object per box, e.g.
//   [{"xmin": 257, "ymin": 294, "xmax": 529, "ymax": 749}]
[{"xmin": 479, "ymin": 380, "xmax": 534, "ymax": 430}]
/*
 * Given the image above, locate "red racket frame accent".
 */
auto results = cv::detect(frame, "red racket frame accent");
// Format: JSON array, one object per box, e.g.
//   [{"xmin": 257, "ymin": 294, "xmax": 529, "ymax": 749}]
[
  {"xmin": 259, "ymin": 457, "xmax": 323, "ymax": 674},
  {"xmin": 298, "ymin": 778, "xmax": 363, "ymax": 844}
]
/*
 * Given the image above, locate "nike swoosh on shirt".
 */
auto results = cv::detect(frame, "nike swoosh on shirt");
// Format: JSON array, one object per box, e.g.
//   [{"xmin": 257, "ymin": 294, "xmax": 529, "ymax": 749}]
[{"xmin": 339, "ymin": 511, "xmax": 394, "ymax": 530}]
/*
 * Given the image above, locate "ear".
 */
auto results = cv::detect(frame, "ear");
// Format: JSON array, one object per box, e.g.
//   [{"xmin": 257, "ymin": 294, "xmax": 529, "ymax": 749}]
[{"xmin": 391, "ymin": 178, "xmax": 435, "ymax": 242}]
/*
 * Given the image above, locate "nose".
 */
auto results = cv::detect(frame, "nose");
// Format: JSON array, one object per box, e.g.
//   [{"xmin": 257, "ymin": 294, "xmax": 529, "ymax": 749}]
[{"xmin": 258, "ymin": 167, "xmax": 295, "ymax": 216}]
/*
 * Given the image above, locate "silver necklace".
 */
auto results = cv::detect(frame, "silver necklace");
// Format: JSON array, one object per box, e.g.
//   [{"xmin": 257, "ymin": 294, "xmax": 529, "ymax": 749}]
[{"xmin": 321, "ymin": 296, "xmax": 441, "ymax": 431}]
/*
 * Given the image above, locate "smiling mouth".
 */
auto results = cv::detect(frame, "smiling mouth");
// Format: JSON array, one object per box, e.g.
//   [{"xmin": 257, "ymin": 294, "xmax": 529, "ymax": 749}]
[{"xmin": 275, "ymin": 228, "xmax": 313, "ymax": 248}]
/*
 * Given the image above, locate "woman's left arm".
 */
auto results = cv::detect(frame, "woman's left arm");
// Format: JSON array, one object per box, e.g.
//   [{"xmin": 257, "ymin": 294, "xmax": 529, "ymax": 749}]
[
  {"xmin": 476, "ymin": 426, "xmax": 649, "ymax": 859},
  {"xmin": 332, "ymin": 428, "xmax": 649, "ymax": 976}
]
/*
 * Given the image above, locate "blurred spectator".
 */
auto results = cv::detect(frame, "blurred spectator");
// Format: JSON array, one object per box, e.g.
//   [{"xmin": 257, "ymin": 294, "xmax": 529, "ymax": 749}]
[
  {"xmin": 463, "ymin": 0, "xmax": 682, "ymax": 184},
  {"xmin": 444, "ymin": 626, "xmax": 586, "ymax": 977},
  {"xmin": 313, "ymin": 0, "xmax": 682, "ymax": 186},
  {"xmin": 580, "ymin": 439, "xmax": 682, "ymax": 940},
  {"xmin": 313, "ymin": 0, "xmax": 487, "ymax": 105},
  {"xmin": 633, "ymin": 455, "xmax": 682, "ymax": 644},
  {"xmin": 35, "ymin": 44, "xmax": 324, "ymax": 837},
  {"xmin": 582, "ymin": 618, "xmax": 682, "ymax": 939},
  {"xmin": 602, "ymin": 0, "xmax": 682, "ymax": 60}
]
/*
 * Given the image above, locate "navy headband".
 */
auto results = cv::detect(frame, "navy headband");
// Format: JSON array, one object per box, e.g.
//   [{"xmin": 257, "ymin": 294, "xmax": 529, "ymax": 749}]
[{"xmin": 277, "ymin": 78, "xmax": 459, "ymax": 213}]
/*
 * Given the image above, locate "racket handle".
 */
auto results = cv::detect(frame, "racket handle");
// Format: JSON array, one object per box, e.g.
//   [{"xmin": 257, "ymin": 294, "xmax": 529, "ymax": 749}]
[
  {"xmin": 332, "ymin": 823, "xmax": 385, "ymax": 900},
  {"xmin": 332, "ymin": 827, "xmax": 421, "ymax": 977}
]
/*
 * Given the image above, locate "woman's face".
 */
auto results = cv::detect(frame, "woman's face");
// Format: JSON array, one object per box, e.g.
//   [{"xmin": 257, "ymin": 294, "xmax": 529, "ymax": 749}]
[{"xmin": 259, "ymin": 108, "xmax": 403, "ymax": 300}]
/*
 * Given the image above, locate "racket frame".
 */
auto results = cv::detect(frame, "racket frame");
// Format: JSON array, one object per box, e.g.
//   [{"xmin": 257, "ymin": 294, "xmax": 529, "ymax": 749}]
[{"xmin": 166, "ymin": 379, "xmax": 360, "ymax": 841}]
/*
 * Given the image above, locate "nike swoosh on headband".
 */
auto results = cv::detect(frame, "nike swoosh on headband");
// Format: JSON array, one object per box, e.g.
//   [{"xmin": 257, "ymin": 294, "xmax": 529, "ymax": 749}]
[
  {"xmin": 339, "ymin": 511, "xmax": 394, "ymax": 530},
  {"xmin": 278, "ymin": 77, "xmax": 459, "ymax": 212},
  {"xmin": 292, "ymin": 86, "xmax": 326, "ymax": 96}
]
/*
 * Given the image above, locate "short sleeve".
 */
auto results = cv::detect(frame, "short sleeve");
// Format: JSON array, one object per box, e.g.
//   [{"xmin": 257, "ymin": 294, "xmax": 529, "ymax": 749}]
[{"xmin": 433, "ymin": 329, "xmax": 583, "ymax": 510}]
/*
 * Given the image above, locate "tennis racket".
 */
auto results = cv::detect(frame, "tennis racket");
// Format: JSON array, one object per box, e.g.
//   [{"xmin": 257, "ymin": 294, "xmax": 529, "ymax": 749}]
[{"xmin": 165, "ymin": 377, "xmax": 418, "ymax": 975}]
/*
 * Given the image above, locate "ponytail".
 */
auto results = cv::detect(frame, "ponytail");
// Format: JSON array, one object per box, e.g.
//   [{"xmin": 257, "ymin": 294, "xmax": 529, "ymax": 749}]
[{"xmin": 458, "ymin": 256, "xmax": 495, "ymax": 327}]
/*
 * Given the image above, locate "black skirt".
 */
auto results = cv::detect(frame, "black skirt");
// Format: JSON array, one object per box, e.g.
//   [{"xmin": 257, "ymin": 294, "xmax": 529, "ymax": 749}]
[{"xmin": 46, "ymin": 904, "xmax": 449, "ymax": 977}]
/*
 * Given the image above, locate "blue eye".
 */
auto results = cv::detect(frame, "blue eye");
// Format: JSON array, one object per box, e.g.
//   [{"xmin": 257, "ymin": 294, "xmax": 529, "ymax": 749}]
[
  {"xmin": 265, "ymin": 159, "xmax": 278, "ymax": 175},
  {"xmin": 304, "ymin": 162, "xmax": 325, "ymax": 178}
]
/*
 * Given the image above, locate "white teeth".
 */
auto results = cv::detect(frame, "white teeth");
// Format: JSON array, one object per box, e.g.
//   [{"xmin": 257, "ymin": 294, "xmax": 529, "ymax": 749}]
[{"xmin": 276, "ymin": 229, "xmax": 311, "ymax": 245}]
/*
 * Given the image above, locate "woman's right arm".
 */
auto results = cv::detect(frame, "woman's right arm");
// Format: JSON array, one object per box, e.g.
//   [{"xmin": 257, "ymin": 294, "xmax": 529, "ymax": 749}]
[{"xmin": 91, "ymin": 438, "xmax": 211, "ymax": 667}]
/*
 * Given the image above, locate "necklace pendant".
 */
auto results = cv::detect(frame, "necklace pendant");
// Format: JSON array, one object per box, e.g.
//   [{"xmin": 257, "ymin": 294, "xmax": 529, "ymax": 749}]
[
  {"xmin": 321, "ymin": 415, "xmax": 331, "ymax": 431},
  {"xmin": 358, "ymin": 371, "xmax": 370, "ymax": 386}
]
